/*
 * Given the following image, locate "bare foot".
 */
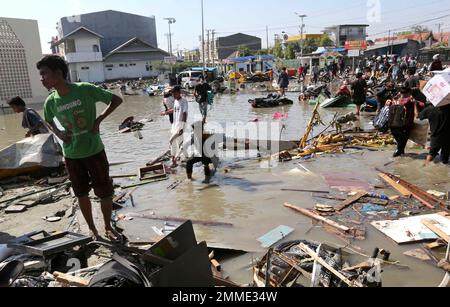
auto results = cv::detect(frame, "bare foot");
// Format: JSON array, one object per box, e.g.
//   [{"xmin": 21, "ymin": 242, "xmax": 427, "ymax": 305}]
[{"xmin": 105, "ymin": 227, "xmax": 123, "ymax": 243}]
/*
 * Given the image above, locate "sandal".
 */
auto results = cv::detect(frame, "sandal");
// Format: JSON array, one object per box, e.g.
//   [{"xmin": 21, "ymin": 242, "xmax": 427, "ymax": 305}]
[{"xmin": 89, "ymin": 231, "xmax": 101, "ymax": 242}]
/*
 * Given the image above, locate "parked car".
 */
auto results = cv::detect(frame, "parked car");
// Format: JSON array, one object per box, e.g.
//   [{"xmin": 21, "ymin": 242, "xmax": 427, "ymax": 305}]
[{"xmin": 178, "ymin": 71, "xmax": 203, "ymax": 89}]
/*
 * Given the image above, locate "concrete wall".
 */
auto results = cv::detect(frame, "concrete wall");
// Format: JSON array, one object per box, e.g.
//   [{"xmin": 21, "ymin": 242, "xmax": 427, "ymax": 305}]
[
  {"xmin": 105, "ymin": 51, "xmax": 168, "ymax": 63},
  {"xmin": 59, "ymin": 10, "xmax": 158, "ymax": 56},
  {"xmin": 69, "ymin": 62, "xmax": 105, "ymax": 83},
  {"xmin": 0, "ymin": 17, "xmax": 49, "ymax": 106},
  {"xmin": 71, "ymin": 33, "xmax": 102, "ymax": 53},
  {"xmin": 104, "ymin": 60, "xmax": 158, "ymax": 80}
]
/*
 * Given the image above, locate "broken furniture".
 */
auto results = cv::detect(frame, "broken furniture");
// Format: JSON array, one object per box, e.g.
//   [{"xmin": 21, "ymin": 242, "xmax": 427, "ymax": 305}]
[{"xmin": 139, "ymin": 163, "xmax": 167, "ymax": 181}]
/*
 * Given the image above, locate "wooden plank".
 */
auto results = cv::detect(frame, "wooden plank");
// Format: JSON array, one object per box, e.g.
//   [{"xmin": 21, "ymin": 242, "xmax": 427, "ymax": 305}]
[
  {"xmin": 53, "ymin": 272, "xmax": 89, "ymax": 287},
  {"xmin": 284, "ymin": 203, "xmax": 350, "ymax": 233},
  {"xmin": 425, "ymin": 241, "xmax": 446, "ymax": 250},
  {"xmin": 378, "ymin": 173, "xmax": 411, "ymax": 197},
  {"xmin": 404, "ymin": 249, "xmax": 432, "ymax": 262},
  {"xmin": 423, "ymin": 220, "xmax": 450, "ymax": 243},
  {"xmin": 336, "ymin": 192, "xmax": 368, "ymax": 212},
  {"xmin": 298, "ymin": 243, "xmax": 358, "ymax": 287},
  {"xmin": 281, "ymin": 189, "xmax": 329, "ymax": 194},
  {"xmin": 211, "ymin": 259, "xmax": 222, "ymax": 272}
]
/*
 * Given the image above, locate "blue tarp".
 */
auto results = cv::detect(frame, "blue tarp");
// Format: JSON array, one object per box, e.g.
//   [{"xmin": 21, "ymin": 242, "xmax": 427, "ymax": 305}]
[
  {"xmin": 191, "ymin": 67, "xmax": 217, "ymax": 72},
  {"xmin": 224, "ymin": 55, "xmax": 275, "ymax": 63},
  {"xmin": 312, "ymin": 47, "xmax": 347, "ymax": 55}
]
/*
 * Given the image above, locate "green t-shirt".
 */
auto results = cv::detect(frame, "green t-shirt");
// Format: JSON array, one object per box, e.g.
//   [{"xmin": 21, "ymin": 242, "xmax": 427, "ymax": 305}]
[{"xmin": 44, "ymin": 83, "xmax": 113, "ymax": 159}]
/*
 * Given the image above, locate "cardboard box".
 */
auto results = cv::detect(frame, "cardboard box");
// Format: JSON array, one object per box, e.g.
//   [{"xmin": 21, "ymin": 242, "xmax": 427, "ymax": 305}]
[{"xmin": 423, "ymin": 71, "xmax": 450, "ymax": 107}]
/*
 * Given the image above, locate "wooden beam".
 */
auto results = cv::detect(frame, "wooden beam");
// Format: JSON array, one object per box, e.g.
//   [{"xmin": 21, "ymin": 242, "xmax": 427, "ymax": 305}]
[
  {"xmin": 336, "ymin": 192, "xmax": 368, "ymax": 212},
  {"xmin": 422, "ymin": 220, "xmax": 450, "ymax": 243},
  {"xmin": 378, "ymin": 173, "xmax": 411, "ymax": 197},
  {"xmin": 298, "ymin": 243, "xmax": 358, "ymax": 287},
  {"xmin": 53, "ymin": 272, "xmax": 89, "ymax": 287},
  {"xmin": 284, "ymin": 203, "xmax": 350, "ymax": 233}
]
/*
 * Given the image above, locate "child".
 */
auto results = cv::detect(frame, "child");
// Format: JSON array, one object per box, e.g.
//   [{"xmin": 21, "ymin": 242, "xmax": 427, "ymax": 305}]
[{"xmin": 7, "ymin": 96, "xmax": 49, "ymax": 137}]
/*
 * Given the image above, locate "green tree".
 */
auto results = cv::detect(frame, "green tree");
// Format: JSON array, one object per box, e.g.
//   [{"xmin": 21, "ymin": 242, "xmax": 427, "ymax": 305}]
[
  {"xmin": 256, "ymin": 49, "xmax": 269, "ymax": 55},
  {"xmin": 302, "ymin": 38, "xmax": 319, "ymax": 54},
  {"xmin": 237, "ymin": 45, "xmax": 253, "ymax": 56},
  {"xmin": 272, "ymin": 41, "xmax": 284, "ymax": 59},
  {"xmin": 319, "ymin": 34, "xmax": 334, "ymax": 47},
  {"xmin": 284, "ymin": 43, "xmax": 296, "ymax": 59}
]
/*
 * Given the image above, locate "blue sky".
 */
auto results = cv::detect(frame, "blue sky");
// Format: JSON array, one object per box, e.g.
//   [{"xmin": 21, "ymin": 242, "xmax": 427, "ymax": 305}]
[{"xmin": 2, "ymin": 0, "xmax": 450, "ymax": 54}]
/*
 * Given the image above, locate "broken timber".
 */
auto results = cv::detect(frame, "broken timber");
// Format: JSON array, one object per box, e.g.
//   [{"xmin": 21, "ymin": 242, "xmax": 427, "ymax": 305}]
[
  {"xmin": 422, "ymin": 220, "xmax": 450, "ymax": 243},
  {"xmin": 127, "ymin": 213, "xmax": 233, "ymax": 228},
  {"xmin": 284, "ymin": 203, "xmax": 350, "ymax": 233},
  {"xmin": 53, "ymin": 272, "xmax": 89, "ymax": 287},
  {"xmin": 378, "ymin": 170, "xmax": 446, "ymax": 209},
  {"xmin": 336, "ymin": 192, "xmax": 367, "ymax": 212}
]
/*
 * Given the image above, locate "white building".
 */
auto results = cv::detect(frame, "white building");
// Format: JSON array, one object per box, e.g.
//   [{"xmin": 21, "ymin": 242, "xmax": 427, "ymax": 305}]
[
  {"xmin": 0, "ymin": 17, "xmax": 48, "ymax": 106},
  {"xmin": 54, "ymin": 27, "xmax": 105, "ymax": 83},
  {"xmin": 103, "ymin": 38, "xmax": 167, "ymax": 81}
]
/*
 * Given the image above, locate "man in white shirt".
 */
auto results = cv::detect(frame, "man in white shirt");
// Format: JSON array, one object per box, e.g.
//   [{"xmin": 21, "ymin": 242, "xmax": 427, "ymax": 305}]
[{"xmin": 170, "ymin": 86, "xmax": 188, "ymax": 167}]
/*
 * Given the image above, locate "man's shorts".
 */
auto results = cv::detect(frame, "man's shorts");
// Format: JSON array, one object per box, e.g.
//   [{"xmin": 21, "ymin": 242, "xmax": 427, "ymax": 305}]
[{"xmin": 65, "ymin": 150, "xmax": 114, "ymax": 199}]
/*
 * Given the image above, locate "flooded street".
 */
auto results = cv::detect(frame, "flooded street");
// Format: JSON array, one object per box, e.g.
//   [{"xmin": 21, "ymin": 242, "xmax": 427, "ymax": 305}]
[{"xmin": 1, "ymin": 88, "xmax": 449, "ymax": 287}]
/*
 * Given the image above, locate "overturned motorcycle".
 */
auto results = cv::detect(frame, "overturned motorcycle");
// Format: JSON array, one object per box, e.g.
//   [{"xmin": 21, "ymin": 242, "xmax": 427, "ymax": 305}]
[{"xmin": 249, "ymin": 94, "xmax": 294, "ymax": 109}]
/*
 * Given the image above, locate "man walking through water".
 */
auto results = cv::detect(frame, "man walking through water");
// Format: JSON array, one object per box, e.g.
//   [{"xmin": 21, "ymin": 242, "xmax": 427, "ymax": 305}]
[
  {"xmin": 194, "ymin": 75, "xmax": 211, "ymax": 123},
  {"xmin": 37, "ymin": 55, "xmax": 123, "ymax": 242}
]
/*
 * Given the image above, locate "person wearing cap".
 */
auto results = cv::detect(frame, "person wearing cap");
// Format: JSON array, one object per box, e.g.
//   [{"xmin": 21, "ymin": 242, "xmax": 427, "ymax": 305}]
[{"xmin": 429, "ymin": 54, "xmax": 444, "ymax": 72}]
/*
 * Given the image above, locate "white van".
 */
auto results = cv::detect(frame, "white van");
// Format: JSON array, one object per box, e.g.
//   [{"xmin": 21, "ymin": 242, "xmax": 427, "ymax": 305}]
[{"xmin": 178, "ymin": 71, "xmax": 203, "ymax": 89}]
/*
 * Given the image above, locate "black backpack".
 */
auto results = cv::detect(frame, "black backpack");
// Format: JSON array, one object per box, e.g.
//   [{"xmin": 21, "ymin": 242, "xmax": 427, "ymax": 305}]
[{"xmin": 388, "ymin": 105, "xmax": 408, "ymax": 129}]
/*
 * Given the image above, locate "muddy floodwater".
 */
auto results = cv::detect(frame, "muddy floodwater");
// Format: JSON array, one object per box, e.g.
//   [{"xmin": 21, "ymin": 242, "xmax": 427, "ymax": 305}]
[{"xmin": 1, "ymin": 87, "xmax": 449, "ymax": 287}]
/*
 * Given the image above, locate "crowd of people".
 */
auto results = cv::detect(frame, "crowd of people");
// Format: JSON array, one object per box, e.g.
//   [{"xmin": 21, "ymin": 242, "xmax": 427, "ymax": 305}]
[{"xmin": 4, "ymin": 51, "xmax": 449, "ymax": 243}]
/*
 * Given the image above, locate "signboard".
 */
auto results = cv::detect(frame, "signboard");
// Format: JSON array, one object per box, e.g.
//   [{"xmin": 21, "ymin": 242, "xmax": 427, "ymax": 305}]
[
  {"xmin": 345, "ymin": 40, "xmax": 368, "ymax": 50},
  {"xmin": 164, "ymin": 56, "xmax": 177, "ymax": 65},
  {"xmin": 348, "ymin": 50, "xmax": 361, "ymax": 57}
]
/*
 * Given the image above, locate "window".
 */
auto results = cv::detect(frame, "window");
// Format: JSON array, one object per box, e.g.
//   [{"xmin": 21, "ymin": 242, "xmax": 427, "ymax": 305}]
[
  {"xmin": 130, "ymin": 63, "xmax": 136, "ymax": 66},
  {"xmin": 358, "ymin": 28, "xmax": 365, "ymax": 35},
  {"xmin": 93, "ymin": 44, "xmax": 100, "ymax": 52},
  {"xmin": 119, "ymin": 64, "xmax": 124, "ymax": 67},
  {"xmin": 105, "ymin": 64, "xmax": 114, "ymax": 68},
  {"xmin": 107, "ymin": 68, "xmax": 112, "ymax": 71},
  {"xmin": 81, "ymin": 67, "xmax": 89, "ymax": 70}
]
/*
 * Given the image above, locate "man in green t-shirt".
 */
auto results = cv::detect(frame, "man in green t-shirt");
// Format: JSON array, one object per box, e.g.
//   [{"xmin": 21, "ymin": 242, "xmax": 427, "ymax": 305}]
[{"xmin": 36, "ymin": 55, "xmax": 123, "ymax": 242}]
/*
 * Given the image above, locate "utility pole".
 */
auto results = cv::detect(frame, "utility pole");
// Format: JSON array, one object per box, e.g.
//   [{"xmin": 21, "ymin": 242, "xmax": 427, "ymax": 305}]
[
  {"xmin": 296, "ymin": 13, "xmax": 307, "ymax": 58},
  {"xmin": 206, "ymin": 29, "xmax": 211, "ymax": 66},
  {"xmin": 437, "ymin": 23, "xmax": 444, "ymax": 43},
  {"xmin": 165, "ymin": 33, "xmax": 171, "ymax": 55},
  {"xmin": 266, "ymin": 25, "xmax": 269, "ymax": 49},
  {"xmin": 164, "ymin": 18, "xmax": 176, "ymax": 56},
  {"xmin": 388, "ymin": 30, "xmax": 391, "ymax": 56},
  {"xmin": 211, "ymin": 29, "xmax": 216, "ymax": 66}
]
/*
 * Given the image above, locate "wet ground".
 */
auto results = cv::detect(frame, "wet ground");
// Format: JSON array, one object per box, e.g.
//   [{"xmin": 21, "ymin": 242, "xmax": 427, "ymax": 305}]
[{"xmin": 1, "ymin": 86, "xmax": 449, "ymax": 287}]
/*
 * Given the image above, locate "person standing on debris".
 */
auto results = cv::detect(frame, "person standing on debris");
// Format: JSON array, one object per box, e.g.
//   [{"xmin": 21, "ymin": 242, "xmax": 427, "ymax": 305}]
[
  {"xmin": 194, "ymin": 76, "xmax": 212, "ymax": 123},
  {"xmin": 419, "ymin": 103, "xmax": 450, "ymax": 164},
  {"xmin": 312, "ymin": 64, "xmax": 320, "ymax": 84},
  {"xmin": 37, "ymin": 55, "xmax": 123, "ymax": 242},
  {"xmin": 386, "ymin": 87, "xmax": 424, "ymax": 157},
  {"xmin": 7, "ymin": 96, "xmax": 49, "ymax": 137},
  {"xmin": 160, "ymin": 89, "xmax": 175, "ymax": 124},
  {"xmin": 298, "ymin": 64, "xmax": 304, "ymax": 83},
  {"xmin": 351, "ymin": 72, "xmax": 367, "ymax": 116},
  {"xmin": 429, "ymin": 54, "xmax": 444, "ymax": 72},
  {"xmin": 278, "ymin": 67, "xmax": 289, "ymax": 96},
  {"xmin": 170, "ymin": 86, "xmax": 188, "ymax": 168}
]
